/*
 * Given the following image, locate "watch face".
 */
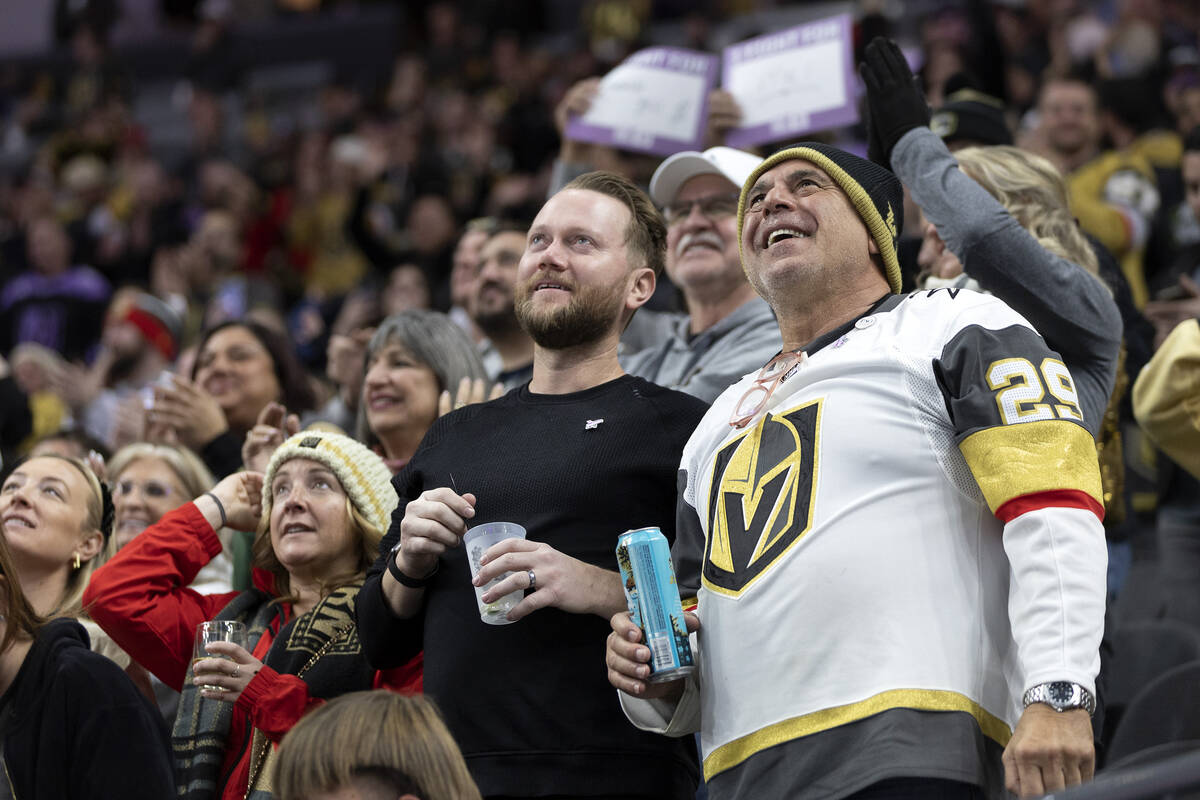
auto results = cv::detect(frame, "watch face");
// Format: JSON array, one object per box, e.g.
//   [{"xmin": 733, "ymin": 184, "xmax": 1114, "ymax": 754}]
[{"xmin": 1048, "ymin": 682, "xmax": 1073, "ymax": 704}]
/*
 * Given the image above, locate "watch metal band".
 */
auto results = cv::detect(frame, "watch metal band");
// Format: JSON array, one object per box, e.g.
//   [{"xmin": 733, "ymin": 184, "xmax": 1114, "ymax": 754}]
[{"xmin": 1022, "ymin": 681, "xmax": 1096, "ymax": 716}]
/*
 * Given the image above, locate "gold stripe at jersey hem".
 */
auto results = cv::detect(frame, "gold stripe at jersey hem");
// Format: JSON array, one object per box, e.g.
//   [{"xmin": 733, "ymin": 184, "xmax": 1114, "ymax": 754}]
[
  {"xmin": 702, "ymin": 688, "xmax": 1013, "ymax": 781},
  {"xmin": 959, "ymin": 419, "xmax": 1102, "ymax": 513}
]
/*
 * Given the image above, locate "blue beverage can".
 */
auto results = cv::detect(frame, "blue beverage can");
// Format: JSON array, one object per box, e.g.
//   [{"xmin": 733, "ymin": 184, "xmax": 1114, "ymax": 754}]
[{"xmin": 615, "ymin": 527, "xmax": 694, "ymax": 683}]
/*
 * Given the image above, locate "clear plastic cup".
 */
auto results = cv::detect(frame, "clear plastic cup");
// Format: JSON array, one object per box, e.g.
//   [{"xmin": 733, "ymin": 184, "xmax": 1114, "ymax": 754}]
[{"xmin": 463, "ymin": 522, "xmax": 527, "ymax": 625}]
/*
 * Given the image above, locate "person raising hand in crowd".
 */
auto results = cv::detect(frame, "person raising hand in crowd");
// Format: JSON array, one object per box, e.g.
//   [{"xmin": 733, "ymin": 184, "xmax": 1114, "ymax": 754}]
[{"xmin": 147, "ymin": 320, "xmax": 316, "ymax": 479}]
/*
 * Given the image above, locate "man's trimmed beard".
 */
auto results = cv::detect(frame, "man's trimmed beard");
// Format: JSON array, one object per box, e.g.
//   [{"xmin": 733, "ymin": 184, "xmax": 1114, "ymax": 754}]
[
  {"xmin": 107, "ymin": 350, "xmax": 145, "ymax": 383},
  {"xmin": 515, "ymin": 279, "xmax": 626, "ymax": 350},
  {"xmin": 472, "ymin": 282, "xmax": 522, "ymax": 338},
  {"xmin": 474, "ymin": 304, "xmax": 522, "ymax": 338}
]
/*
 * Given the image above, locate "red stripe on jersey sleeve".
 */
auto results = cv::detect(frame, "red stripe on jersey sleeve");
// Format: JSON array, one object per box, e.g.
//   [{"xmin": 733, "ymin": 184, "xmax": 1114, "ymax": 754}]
[{"xmin": 995, "ymin": 489, "xmax": 1105, "ymax": 524}]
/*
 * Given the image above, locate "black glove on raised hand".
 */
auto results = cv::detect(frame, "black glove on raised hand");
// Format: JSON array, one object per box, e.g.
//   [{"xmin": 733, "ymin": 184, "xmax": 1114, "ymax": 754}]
[{"xmin": 859, "ymin": 37, "xmax": 931, "ymax": 168}]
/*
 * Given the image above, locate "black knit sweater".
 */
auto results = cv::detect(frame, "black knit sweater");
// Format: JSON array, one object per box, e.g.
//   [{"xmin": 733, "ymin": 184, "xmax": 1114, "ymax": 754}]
[{"xmin": 358, "ymin": 375, "xmax": 707, "ymax": 798}]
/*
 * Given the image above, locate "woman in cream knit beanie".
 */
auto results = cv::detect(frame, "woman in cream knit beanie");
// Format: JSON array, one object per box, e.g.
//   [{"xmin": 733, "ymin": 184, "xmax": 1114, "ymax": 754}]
[
  {"xmin": 84, "ymin": 429, "xmax": 417, "ymax": 800},
  {"xmin": 256, "ymin": 430, "xmax": 399, "ymax": 598}
]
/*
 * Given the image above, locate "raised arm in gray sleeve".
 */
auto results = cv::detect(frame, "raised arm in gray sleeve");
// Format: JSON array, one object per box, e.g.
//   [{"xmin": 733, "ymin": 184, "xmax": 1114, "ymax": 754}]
[{"xmin": 891, "ymin": 127, "xmax": 1122, "ymax": 437}]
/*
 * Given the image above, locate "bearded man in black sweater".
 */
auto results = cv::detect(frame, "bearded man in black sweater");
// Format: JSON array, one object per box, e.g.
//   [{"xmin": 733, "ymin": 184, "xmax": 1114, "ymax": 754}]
[{"xmin": 356, "ymin": 171, "xmax": 708, "ymax": 800}]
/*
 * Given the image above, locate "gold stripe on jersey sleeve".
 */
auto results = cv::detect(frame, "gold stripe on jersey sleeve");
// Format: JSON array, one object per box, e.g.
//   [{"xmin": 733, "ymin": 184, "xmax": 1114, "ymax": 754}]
[
  {"xmin": 703, "ymin": 688, "xmax": 1012, "ymax": 781},
  {"xmin": 959, "ymin": 419, "xmax": 1103, "ymax": 514}
]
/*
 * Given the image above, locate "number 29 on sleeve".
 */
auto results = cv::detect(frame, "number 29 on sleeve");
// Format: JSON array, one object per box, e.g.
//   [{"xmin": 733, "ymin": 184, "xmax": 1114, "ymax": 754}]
[{"xmin": 987, "ymin": 357, "xmax": 1083, "ymax": 426}]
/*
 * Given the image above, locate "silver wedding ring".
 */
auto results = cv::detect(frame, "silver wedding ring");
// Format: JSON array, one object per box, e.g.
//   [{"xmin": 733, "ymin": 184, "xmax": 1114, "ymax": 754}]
[{"xmin": 527, "ymin": 570, "xmax": 537, "ymax": 590}]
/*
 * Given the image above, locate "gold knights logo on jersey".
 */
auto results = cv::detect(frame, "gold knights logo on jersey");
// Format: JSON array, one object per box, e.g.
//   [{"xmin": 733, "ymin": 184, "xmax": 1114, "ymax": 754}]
[{"xmin": 704, "ymin": 400, "xmax": 821, "ymax": 596}]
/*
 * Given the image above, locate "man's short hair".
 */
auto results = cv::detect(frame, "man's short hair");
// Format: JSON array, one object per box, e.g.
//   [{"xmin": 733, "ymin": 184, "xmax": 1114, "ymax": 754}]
[
  {"xmin": 561, "ymin": 171, "xmax": 667, "ymax": 278},
  {"xmin": 464, "ymin": 216, "xmax": 498, "ymax": 235},
  {"xmin": 1038, "ymin": 74, "xmax": 1098, "ymax": 106}
]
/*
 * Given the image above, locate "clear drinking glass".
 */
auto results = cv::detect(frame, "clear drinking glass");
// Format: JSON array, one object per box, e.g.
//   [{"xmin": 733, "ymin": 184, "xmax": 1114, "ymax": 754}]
[{"xmin": 192, "ymin": 620, "xmax": 247, "ymax": 692}]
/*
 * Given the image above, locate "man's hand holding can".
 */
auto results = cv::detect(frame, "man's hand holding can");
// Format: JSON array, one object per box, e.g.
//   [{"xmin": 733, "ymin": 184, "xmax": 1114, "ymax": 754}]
[{"xmin": 607, "ymin": 610, "xmax": 700, "ymax": 700}]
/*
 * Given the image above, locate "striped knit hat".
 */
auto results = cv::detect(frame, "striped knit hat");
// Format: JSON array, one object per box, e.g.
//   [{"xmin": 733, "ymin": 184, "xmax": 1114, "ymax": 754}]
[
  {"xmin": 262, "ymin": 431, "xmax": 397, "ymax": 535},
  {"xmin": 123, "ymin": 292, "xmax": 182, "ymax": 360},
  {"xmin": 736, "ymin": 142, "xmax": 904, "ymax": 294}
]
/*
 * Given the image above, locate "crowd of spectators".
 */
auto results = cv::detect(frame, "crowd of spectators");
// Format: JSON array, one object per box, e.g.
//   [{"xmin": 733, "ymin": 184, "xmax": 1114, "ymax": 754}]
[{"xmin": 2, "ymin": 0, "xmax": 1200, "ymax": 796}]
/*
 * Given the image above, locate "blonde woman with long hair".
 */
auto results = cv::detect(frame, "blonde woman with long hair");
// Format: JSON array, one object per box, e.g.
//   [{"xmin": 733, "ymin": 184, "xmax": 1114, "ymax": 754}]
[
  {"xmin": 0, "ymin": 451, "xmax": 164, "ymax": 700},
  {"xmin": 274, "ymin": 691, "xmax": 482, "ymax": 800},
  {"xmin": 106, "ymin": 441, "xmax": 235, "ymax": 716},
  {"xmin": 953, "ymin": 146, "xmax": 1101, "ymax": 276},
  {"xmin": 0, "ymin": 458, "xmax": 175, "ymax": 797}
]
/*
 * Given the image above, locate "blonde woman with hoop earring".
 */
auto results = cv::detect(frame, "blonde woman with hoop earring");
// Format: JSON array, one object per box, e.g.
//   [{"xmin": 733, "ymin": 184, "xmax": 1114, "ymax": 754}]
[{"xmin": 0, "ymin": 457, "xmax": 175, "ymax": 798}]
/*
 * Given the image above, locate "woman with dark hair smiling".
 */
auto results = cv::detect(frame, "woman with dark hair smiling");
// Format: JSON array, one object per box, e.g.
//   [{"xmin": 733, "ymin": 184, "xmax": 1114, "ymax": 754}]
[
  {"xmin": 148, "ymin": 320, "xmax": 317, "ymax": 479},
  {"xmin": 0, "ymin": 457, "xmax": 175, "ymax": 798}
]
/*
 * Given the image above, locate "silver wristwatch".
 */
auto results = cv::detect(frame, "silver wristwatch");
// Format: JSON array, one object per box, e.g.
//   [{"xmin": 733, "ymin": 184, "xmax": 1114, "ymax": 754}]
[{"xmin": 1022, "ymin": 681, "xmax": 1096, "ymax": 716}]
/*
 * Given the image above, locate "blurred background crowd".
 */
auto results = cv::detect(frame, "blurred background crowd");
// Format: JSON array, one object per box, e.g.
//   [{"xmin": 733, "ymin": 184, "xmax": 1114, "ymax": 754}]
[
  {"xmin": 2, "ymin": 0, "xmax": 1200, "ymax": 793},
  {"xmin": 2, "ymin": 0, "xmax": 1198, "ymax": 452}
]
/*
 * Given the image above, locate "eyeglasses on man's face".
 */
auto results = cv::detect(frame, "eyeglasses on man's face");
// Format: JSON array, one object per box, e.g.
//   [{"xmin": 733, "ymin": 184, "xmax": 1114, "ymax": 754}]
[{"xmin": 664, "ymin": 192, "xmax": 741, "ymax": 225}]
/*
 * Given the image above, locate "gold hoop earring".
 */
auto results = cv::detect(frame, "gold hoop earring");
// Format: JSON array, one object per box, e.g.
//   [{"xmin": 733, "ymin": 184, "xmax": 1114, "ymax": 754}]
[{"xmin": 73, "ymin": 553, "xmax": 81, "ymax": 570}]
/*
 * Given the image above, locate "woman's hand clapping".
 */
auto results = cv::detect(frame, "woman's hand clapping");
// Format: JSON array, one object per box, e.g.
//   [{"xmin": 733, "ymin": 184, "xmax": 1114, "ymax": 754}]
[
  {"xmin": 242, "ymin": 402, "xmax": 300, "ymax": 474},
  {"xmin": 148, "ymin": 375, "xmax": 228, "ymax": 450}
]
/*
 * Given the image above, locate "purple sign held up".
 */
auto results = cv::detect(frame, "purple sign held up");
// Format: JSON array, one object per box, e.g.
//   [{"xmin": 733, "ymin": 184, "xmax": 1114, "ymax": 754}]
[
  {"xmin": 722, "ymin": 14, "xmax": 858, "ymax": 149},
  {"xmin": 565, "ymin": 47, "xmax": 719, "ymax": 157}
]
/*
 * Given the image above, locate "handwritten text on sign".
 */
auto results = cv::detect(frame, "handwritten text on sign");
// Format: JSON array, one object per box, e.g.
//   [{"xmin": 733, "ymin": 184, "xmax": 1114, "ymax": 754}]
[
  {"xmin": 565, "ymin": 47, "xmax": 718, "ymax": 157},
  {"xmin": 723, "ymin": 14, "xmax": 857, "ymax": 148}
]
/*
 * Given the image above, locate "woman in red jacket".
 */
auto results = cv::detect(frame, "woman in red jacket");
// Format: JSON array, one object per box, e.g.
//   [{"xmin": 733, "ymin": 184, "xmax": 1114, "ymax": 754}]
[{"xmin": 85, "ymin": 430, "xmax": 420, "ymax": 800}]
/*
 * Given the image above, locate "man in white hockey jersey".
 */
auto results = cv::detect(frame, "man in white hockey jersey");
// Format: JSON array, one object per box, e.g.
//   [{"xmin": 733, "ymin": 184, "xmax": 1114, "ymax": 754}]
[{"xmin": 606, "ymin": 142, "xmax": 1108, "ymax": 800}]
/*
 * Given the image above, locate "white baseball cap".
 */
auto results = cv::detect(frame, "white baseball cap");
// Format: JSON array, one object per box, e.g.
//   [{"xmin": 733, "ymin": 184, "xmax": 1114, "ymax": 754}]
[{"xmin": 648, "ymin": 146, "xmax": 763, "ymax": 207}]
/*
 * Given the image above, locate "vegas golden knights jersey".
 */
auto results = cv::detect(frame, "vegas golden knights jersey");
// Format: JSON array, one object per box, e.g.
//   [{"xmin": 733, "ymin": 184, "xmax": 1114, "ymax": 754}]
[{"xmin": 625, "ymin": 289, "xmax": 1107, "ymax": 796}]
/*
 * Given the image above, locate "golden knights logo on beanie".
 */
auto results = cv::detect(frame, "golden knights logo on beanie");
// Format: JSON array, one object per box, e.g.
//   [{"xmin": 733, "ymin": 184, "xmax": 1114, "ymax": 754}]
[
  {"xmin": 263, "ymin": 430, "xmax": 398, "ymax": 535},
  {"xmin": 736, "ymin": 142, "xmax": 905, "ymax": 294},
  {"xmin": 931, "ymin": 88, "xmax": 1013, "ymax": 148}
]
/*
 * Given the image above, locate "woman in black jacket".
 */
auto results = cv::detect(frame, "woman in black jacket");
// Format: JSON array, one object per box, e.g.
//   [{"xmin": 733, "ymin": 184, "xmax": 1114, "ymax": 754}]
[{"xmin": 0, "ymin": 454, "xmax": 175, "ymax": 799}]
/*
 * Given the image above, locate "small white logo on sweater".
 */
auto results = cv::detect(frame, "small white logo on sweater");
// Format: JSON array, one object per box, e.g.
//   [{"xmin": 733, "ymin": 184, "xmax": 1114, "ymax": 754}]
[{"xmin": 585, "ymin": 419, "xmax": 604, "ymax": 430}]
